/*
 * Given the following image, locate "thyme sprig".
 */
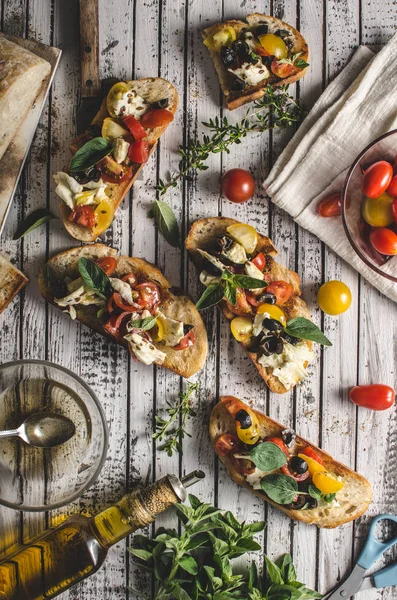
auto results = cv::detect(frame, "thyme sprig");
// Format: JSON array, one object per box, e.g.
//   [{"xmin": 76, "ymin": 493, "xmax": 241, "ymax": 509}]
[
  {"xmin": 156, "ymin": 85, "xmax": 303, "ymax": 196},
  {"xmin": 153, "ymin": 382, "xmax": 199, "ymax": 456}
]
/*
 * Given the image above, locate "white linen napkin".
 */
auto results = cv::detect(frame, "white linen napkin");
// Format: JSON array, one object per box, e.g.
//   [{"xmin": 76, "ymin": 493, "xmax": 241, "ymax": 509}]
[{"xmin": 264, "ymin": 33, "xmax": 397, "ymax": 303}]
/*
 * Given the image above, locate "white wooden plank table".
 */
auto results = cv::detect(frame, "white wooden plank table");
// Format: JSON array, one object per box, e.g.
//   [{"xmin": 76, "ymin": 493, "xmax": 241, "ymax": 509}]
[{"xmin": 1, "ymin": 0, "xmax": 397, "ymax": 598}]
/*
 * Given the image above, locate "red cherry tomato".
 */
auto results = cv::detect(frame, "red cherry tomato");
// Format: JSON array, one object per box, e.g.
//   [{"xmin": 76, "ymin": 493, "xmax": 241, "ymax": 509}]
[
  {"xmin": 369, "ymin": 227, "xmax": 397, "ymax": 255},
  {"xmin": 387, "ymin": 174, "xmax": 397, "ymax": 197},
  {"xmin": 215, "ymin": 433, "xmax": 241, "ymax": 456},
  {"xmin": 98, "ymin": 156, "xmax": 132, "ymax": 183},
  {"xmin": 112, "ymin": 292, "xmax": 139, "ymax": 312},
  {"xmin": 281, "ymin": 462, "xmax": 310, "ymax": 482},
  {"xmin": 350, "ymin": 384, "xmax": 395, "ymax": 411},
  {"xmin": 122, "ymin": 115, "xmax": 147, "ymax": 140},
  {"xmin": 104, "ymin": 311, "xmax": 131, "ymax": 338},
  {"xmin": 251, "ymin": 252, "xmax": 266, "ymax": 271},
  {"xmin": 128, "ymin": 139, "xmax": 149, "ymax": 164},
  {"xmin": 318, "ymin": 192, "xmax": 342, "ymax": 217},
  {"xmin": 266, "ymin": 437, "xmax": 289, "ymax": 457},
  {"xmin": 96, "ymin": 256, "xmax": 118, "ymax": 276},
  {"xmin": 221, "ymin": 168, "xmax": 255, "ymax": 203},
  {"xmin": 392, "ymin": 199, "xmax": 397, "ymax": 224},
  {"xmin": 68, "ymin": 205, "xmax": 95, "ymax": 228},
  {"xmin": 299, "ymin": 446, "xmax": 325, "ymax": 466},
  {"xmin": 140, "ymin": 109, "xmax": 174, "ymax": 129},
  {"xmin": 135, "ymin": 282, "xmax": 160, "ymax": 307},
  {"xmin": 361, "ymin": 161, "xmax": 393, "ymax": 198},
  {"xmin": 266, "ymin": 280, "xmax": 294, "ymax": 305},
  {"xmin": 122, "ymin": 273, "xmax": 138, "ymax": 287},
  {"xmin": 270, "ymin": 59, "xmax": 296, "ymax": 79},
  {"xmin": 221, "ymin": 396, "xmax": 249, "ymax": 417},
  {"xmin": 173, "ymin": 329, "xmax": 195, "ymax": 351}
]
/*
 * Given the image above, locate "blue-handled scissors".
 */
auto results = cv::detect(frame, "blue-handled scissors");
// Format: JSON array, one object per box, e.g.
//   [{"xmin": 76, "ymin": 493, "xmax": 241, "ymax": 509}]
[{"xmin": 324, "ymin": 514, "xmax": 397, "ymax": 599}]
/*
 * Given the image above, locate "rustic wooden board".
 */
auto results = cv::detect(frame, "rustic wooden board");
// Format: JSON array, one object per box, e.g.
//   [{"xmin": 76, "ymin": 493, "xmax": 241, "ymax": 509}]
[{"xmin": 0, "ymin": 0, "xmax": 396, "ymax": 599}]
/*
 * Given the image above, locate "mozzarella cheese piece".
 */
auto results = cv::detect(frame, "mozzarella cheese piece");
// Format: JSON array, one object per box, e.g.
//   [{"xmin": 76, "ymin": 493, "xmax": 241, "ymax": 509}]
[
  {"xmin": 258, "ymin": 341, "xmax": 314, "ymax": 388},
  {"xmin": 245, "ymin": 467, "xmax": 272, "ymax": 490},
  {"xmin": 53, "ymin": 172, "xmax": 83, "ymax": 209},
  {"xmin": 199, "ymin": 270, "xmax": 221, "ymax": 287},
  {"xmin": 252, "ymin": 311, "xmax": 270, "ymax": 337},
  {"xmin": 124, "ymin": 332, "xmax": 166, "ymax": 365},
  {"xmin": 55, "ymin": 286, "xmax": 104, "ymax": 307},
  {"xmin": 156, "ymin": 311, "xmax": 185, "ymax": 346},
  {"xmin": 112, "ymin": 91, "xmax": 148, "ymax": 119},
  {"xmin": 110, "ymin": 278, "xmax": 135, "ymax": 305},
  {"xmin": 197, "ymin": 249, "xmax": 225, "ymax": 273},
  {"xmin": 113, "ymin": 138, "xmax": 130, "ymax": 163},
  {"xmin": 229, "ymin": 61, "xmax": 270, "ymax": 86},
  {"xmin": 244, "ymin": 261, "xmax": 265, "ymax": 287}
]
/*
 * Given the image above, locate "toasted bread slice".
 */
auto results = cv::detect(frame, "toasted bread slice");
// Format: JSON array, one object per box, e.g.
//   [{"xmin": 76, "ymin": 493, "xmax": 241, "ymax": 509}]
[
  {"xmin": 38, "ymin": 244, "xmax": 207, "ymax": 378},
  {"xmin": 0, "ymin": 255, "xmax": 28, "ymax": 314},
  {"xmin": 203, "ymin": 14, "xmax": 308, "ymax": 110},
  {"xmin": 210, "ymin": 399, "xmax": 372, "ymax": 528},
  {"xmin": 60, "ymin": 78, "xmax": 178, "ymax": 242},
  {"xmin": 185, "ymin": 217, "xmax": 312, "ymax": 393}
]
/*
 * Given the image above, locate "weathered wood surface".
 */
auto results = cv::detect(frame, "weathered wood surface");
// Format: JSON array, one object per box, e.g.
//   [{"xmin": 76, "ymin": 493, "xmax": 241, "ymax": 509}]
[{"xmin": 0, "ymin": 0, "xmax": 396, "ymax": 598}]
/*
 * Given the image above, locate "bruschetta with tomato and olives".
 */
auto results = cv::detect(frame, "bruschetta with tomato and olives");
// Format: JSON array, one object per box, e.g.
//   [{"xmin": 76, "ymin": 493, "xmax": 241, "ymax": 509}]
[
  {"xmin": 54, "ymin": 78, "xmax": 178, "ymax": 241},
  {"xmin": 203, "ymin": 14, "xmax": 309, "ymax": 109},
  {"xmin": 39, "ymin": 244, "xmax": 207, "ymax": 378},
  {"xmin": 186, "ymin": 217, "xmax": 331, "ymax": 393},
  {"xmin": 211, "ymin": 397, "xmax": 372, "ymax": 528}
]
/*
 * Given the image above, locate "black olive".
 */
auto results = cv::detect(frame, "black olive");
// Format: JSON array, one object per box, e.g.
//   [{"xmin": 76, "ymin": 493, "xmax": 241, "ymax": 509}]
[
  {"xmin": 183, "ymin": 324, "xmax": 194, "ymax": 336},
  {"xmin": 231, "ymin": 39, "xmax": 251, "ymax": 62},
  {"xmin": 282, "ymin": 332, "xmax": 301, "ymax": 345},
  {"xmin": 256, "ymin": 24, "xmax": 269, "ymax": 36},
  {"xmin": 258, "ymin": 292, "xmax": 277, "ymax": 305},
  {"xmin": 240, "ymin": 27, "xmax": 249, "ymax": 38},
  {"xmin": 258, "ymin": 336, "xmax": 284, "ymax": 357},
  {"xmin": 72, "ymin": 166, "xmax": 101, "ymax": 185},
  {"xmin": 289, "ymin": 456, "xmax": 308, "ymax": 475},
  {"xmin": 275, "ymin": 28, "xmax": 291, "ymax": 38},
  {"xmin": 281, "ymin": 428, "xmax": 296, "ymax": 447},
  {"xmin": 235, "ymin": 409, "xmax": 252, "ymax": 430},
  {"xmin": 286, "ymin": 494, "xmax": 307, "ymax": 510},
  {"xmin": 262, "ymin": 318, "xmax": 283, "ymax": 333},
  {"xmin": 216, "ymin": 235, "xmax": 234, "ymax": 252},
  {"xmin": 246, "ymin": 331, "xmax": 266, "ymax": 353},
  {"xmin": 306, "ymin": 496, "xmax": 318, "ymax": 509},
  {"xmin": 231, "ymin": 78, "xmax": 245, "ymax": 91},
  {"xmin": 202, "ymin": 258, "xmax": 222, "ymax": 277},
  {"xmin": 152, "ymin": 98, "xmax": 169, "ymax": 109},
  {"xmin": 221, "ymin": 46, "xmax": 237, "ymax": 69}
]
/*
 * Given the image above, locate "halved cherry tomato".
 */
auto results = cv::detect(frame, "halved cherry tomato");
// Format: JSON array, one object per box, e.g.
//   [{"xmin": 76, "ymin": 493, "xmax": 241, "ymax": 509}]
[
  {"xmin": 312, "ymin": 471, "xmax": 344, "ymax": 494},
  {"xmin": 98, "ymin": 156, "xmax": 132, "ymax": 183},
  {"xmin": 122, "ymin": 273, "xmax": 138, "ymax": 287},
  {"xmin": 104, "ymin": 311, "xmax": 131, "ymax": 338},
  {"xmin": 266, "ymin": 281, "xmax": 293, "ymax": 305},
  {"xmin": 369, "ymin": 227, "xmax": 397, "ymax": 255},
  {"xmin": 271, "ymin": 59, "xmax": 295, "ymax": 79},
  {"xmin": 258, "ymin": 33, "xmax": 288, "ymax": 59},
  {"xmin": 251, "ymin": 252, "xmax": 266, "ymax": 271},
  {"xmin": 349, "ymin": 384, "xmax": 395, "ymax": 411},
  {"xmin": 361, "ymin": 161, "xmax": 393, "ymax": 198},
  {"xmin": 392, "ymin": 199, "xmax": 397, "ymax": 224},
  {"xmin": 387, "ymin": 174, "xmax": 397, "ymax": 197},
  {"xmin": 225, "ymin": 289, "xmax": 253, "ymax": 315},
  {"xmin": 215, "ymin": 433, "xmax": 240, "ymax": 457},
  {"xmin": 221, "ymin": 396, "xmax": 248, "ymax": 417},
  {"xmin": 173, "ymin": 329, "xmax": 195, "ymax": 351},
  {"xmin": 266, "ymin": 437, "xmax": 289, "ymax": 457},
  {"xmin": 282, "ymin": 462, "xmax": 310, "ymax": 482},
  {"xmin": 318, "ymin": 192, "xmax": 342, "ymax": 217},
  {"xmin": 128, "ymin": 139, "xmax": 149, "ymax": 164},
  {"xmin": 122, "ymin": 115, "xmax": 147, "ymax": 140},
  {"xmin": 112, "ymin": 292, "xmax": 139, "ymax": 312},
  {"xmin": 68, "ymin": 205, "xmax": 95, "ymax": 228},
  {"xmin": 140, "ymin": 109, "xmax": 174, "ymax": 129},
  {"xmin": 96, "ymin": 256, "xmax": 117, "ymax": 276},
  {"xmin": 135, "ymin": 282, "xmax": 160, "ymax": 307},
  {"xmin": 299, "ymin": 446, "xmax": 325, "ymax": 466}
]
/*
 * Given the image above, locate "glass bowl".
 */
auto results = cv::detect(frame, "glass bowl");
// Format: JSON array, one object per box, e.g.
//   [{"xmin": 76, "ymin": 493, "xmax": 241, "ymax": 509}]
[
  {"xmin": 0, "ymin": 360, "xmax": 108, "ymax": 511},
  {"xmin": 342, "ymin": 129, "xmax": 397, "ymax": 282}
]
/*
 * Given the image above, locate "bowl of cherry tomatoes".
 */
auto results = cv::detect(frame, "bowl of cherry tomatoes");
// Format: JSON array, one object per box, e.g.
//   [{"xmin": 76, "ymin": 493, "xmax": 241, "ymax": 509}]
[{"xmin": 342, "ymin": 129, "xmax": 397, "ymax": 282}]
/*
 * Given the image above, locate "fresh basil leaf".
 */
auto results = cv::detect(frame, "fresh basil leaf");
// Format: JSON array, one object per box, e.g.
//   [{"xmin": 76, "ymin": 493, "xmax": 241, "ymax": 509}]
[
  {"xmin": 152, "ymin": 200, "xmax": 180, "ymax": 247},
  {"xmin": 295, "ymin": 58, "xmax": 310, "ymax": 69},
  {"xmin": 285, "ymin": 317, "xmax": 332, "ymax": 346},
  {"xmin": 129, "ymin": 316, "xmax": 156, "ymax": 331},
  {"xmin": 179, "ymin": 555, "xmax": 198, "ymax": 575},
  {"xmin": 323, "ymin": 493, "xmax": 336, "ymax": 503},
  {"xmin": 70, "ymin": 137, "xmax": 112, "ymax": 172},
  {"xmin": 196, "ymin": 282, "xmax": 225, "ymax": 310},
  {"xmin": 265, "ymin": 556, "xmax": 284, "ymax": 585},
  {"xmin": 260, "ymin": 474, "xmax": 298, "ymax": 505},
  {"xmin": 224, "ymin": 281, "xmax": 237, "ymax": 306},
  {"xmin": 250, "ymin": 442, "xmax": 287, "ymax": 472},
  {"xmin": 248, "ymin": 561, "xmax": 259, "ymax": 590},
  {"xmin": 13, "ymin": 208, "xmax": 57, "ymax": 240},
  {"xmin": 308, "ymin": 484, "xmax": 322, "ymax": 500},
  {"xmin": 77, "ymin": 257, "xmax": 112, "ymax": 299},
  {"xmin": 128, "ymin": 548, "xmax": 153, "ymax": 562},
  {"xmin": 231, "ymin": 274, "xmax": 267, "ymax": 290}
]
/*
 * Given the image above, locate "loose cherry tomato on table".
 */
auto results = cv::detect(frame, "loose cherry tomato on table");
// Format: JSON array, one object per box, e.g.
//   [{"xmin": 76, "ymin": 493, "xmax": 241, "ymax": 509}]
[
  {"xmin": 361, "ymin": 160, "xmax": 393, "ymax": 198},
  {"xmin": 96, "ymin": 256, "xmax": 118, "ymax": 276},
  {"xmin": 387, "ymin": 174, "xmax": 397, "ymax": 197},
  {"xmin": 221, "ymin": 169, "xmax": 255, "ymax": 204},
  {"xmin": 215, "ymin": 433, "xmax": 240, "ymax": 457},
  {"xmin": 122, "ymin": 115, "xmax": 147, "ymax": 140},
  {"xmin": 266, "ymin": 281, "xmax": 294, "ymax": 305},
  {"xmin": 173, "ymin": 329, "xmax": 195, "ymax": 351},
  {"xmin": 270, "ymin": 59, "xmax": 296, "ymax": 79},
  {"xmin": 318, "ymin": 192, "xmax": 342, "ymax": 217},
  {"xmin": 362, "ymin": 193, "xmax": 394, "ymax": 227},
  {"xmin": 350, "ymin": 384, "xmax": 395, "ymax": 411},
  {"xmin": 369, "ymin": 227, "xmax": 397, "ymax": 255},
  {"xmin": 317, "ymin": 280, "xmax": 352, "ymax": 315},
  {"xmin": 140, "ymin": 109, "xmax": 174, "ymax": 128},
  {"xmin": 68, "ymin": 205, "xmax": 96, "ymax": 228},
  {"xmin": 128, "ymin": 139, "xmax": 149, "ymax": 164}
]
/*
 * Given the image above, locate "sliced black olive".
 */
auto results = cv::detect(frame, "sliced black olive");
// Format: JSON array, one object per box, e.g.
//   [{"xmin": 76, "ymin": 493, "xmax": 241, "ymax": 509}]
[
  {"xmin": 289, "ymin": 456, "xmax": 308, "ymax": 475},
  {"xmin": 246, "ymin": 331, "xmax": 267, "ymax": 353},
  {"xmin": 258, "ymin": 336, "xmax": 284, "ymax": 357},
  {"xmin": 286, "ymin": 495, "xmax": 307, "ymax": 510},
  {"xmin": 72, "ymin": 166, "xmax": 101, "ymax": 185},
  {"xmin": 152, "ymin": 98, "xmax": 169, "ymax": 109},
  {"xmin": 216, "ymin": 235, "xmax": 234, "ymax": 252},
  {"xmin": 257, "ymin": 292, "xmax": 277, "ymax": 305},
  {"xmin": 275, "ymin": 28, "xmax": 291, "ymax": 38},
  {"xmin": 202, "ymin": 258, "xmax": 222, "ymax": 277},
  {"xmin": 281, "ymin": 428, "xmax": 296, "ymax": 448},
  {"xmin": 235, "ymin": 409, "xmax": 252, "ymax": 430},
  {"xmin": 256, "ymin": 24, "xmax": 269, "ymax": 36},
  {"xmin": 306, "ymin": 496, "xmax": 318, "ymax": 509},
  {"xmin": 231, "ymin": 39, "xmax": 251, "ymax": 62},
  {"xmin": 221, "ymin": 46, "xmax": 237, "ymax": 69},
  {"xmin": 231, "ymin": 78, "xmax": 245, "ymax": 91},
  {"xmin": 183, "ymin": 324, "xmax": 194, "ymax": 335},
  {"xmin": 262, "ymin": 318, "xmax": 283, "ymax": 333},
  {"xmin": 282, "ymin": 332, "xmax": 301, "ymax": 345}
]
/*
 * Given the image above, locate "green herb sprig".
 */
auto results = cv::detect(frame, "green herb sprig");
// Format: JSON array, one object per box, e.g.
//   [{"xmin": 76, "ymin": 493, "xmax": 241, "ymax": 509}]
[
  {"xmin": 196, "ymin": 269, "xmax": 266, "ymax": 310},
  {"xmin": 153, "ymin": 382, "xmax": 199, "ymax": 456},
  {"xmin": 157, "ymin": 85, "xmax": 304, "ymax": 196},
  {"xmin": 129, "ymin": 494, "xmax": 321, "ymax": 600}
]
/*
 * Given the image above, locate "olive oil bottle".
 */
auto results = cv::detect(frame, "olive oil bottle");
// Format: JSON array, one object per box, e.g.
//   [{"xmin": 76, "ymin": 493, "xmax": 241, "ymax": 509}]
[{"xmin": 0, "ymin": 471, "xmax": 204, "ymax": 600}]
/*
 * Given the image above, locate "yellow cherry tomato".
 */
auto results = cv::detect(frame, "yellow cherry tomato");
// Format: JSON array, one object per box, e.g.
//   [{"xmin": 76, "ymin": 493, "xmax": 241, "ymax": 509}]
[
  {"xmin": 151, "ymin": 318, "xmax": 165, "ymax": 343},
  {"xmin": 257, "ymin": 303, "xmax": 286, "ymax": 326},
  {"xmin": 226, "ymin": 223, "xmax": 258, "ymax": 254},
  {"xmin": 235, "ymin": 408, "xmax": 261, "ymax": 445},
  {"xmin": 312, "ymin": 471, "xmax": 345, "ymax": 494},
  {"xmin": 317, "ymin": 280, "xmax": 352, "ymax": 316},
  {"xmin": 230, "ymin": 316, "xmax": 253, "ymax": 343},
  {"xmin": 203, "ymin": 26, "xmax": 236, "ymax": 51},
  {"xmin": 101, "ymin": 117, "xmax": 129, "ymax": 142},
  {"xmin": 258, "ymin": 33, "xmax": 288, "ymax": 59},
  {"xmin": 106, "ymin": 82, "xmax": 131, "ymax": 118},
  {"xmin": 94, "ymin": 199, "xmax": 114, "ymax": 232},
  {"xmin": 298, "ymin": 454, "xmax": 324, "ymax": 476},
  {"xmin": 362, "ymin": 193, "xmax": 394, "ymax": 227}
]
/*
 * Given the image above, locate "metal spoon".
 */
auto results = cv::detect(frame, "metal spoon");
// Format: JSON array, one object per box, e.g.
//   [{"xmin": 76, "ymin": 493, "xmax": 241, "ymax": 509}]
[{"xmin": 0, "ymin": 412, "xmax": 76, "ymax": 448}]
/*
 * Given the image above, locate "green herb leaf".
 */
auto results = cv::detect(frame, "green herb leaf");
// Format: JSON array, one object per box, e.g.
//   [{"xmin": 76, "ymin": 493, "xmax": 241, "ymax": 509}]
[
  {"xmin": 260, "ymin": 474, "xmax": 298, "ymax": 505},
  {"xmin": 196, "ymin": 282, "xmax": 225, "ymax": 310},
  {"xmin": 13, "ymin": 208, "xmax": 57, "ymax": 240},
  {"xmin": 250, "ymin": 442, "xmax": 287, "ymax": 472},
  {"xmin": 77, "ymin": 257, "xmax": 112, "ymax": 299},
  {"xmin": 265, "ymin": 556, "xmax": 284, "ymax": 585},
  {"xmin": 285, "ymin": 317, "xmax": 332, "ymax": 346},
  {"xmin": 231, "ymin": 274, "xmax": 267, "ymax": 290},
  {"xmin": 308, "ymin": 484, "xmax": 322, "ymax": 500},
  {"xmin": 224, "ymin": 281, "xmax": 237, "ymax": 306},
  {"xmin": 152, "ymin": 200, "xmax": 180, "ymax": 247},
  {"xmin": 323, "ymin": 493, "xmax": 337, "ymax": 503},
  {"xmin": 179, "ymin": 555, "xmax": 198, "ymax": 575},
  {"xmin": 129, "ymin": 316, "xmax": 156, "ymax": 331},
  {"xmin": 295, "ymin": 58, "xmax": 310, "ymax": 69},
  {"xmin": 69, "ymin": 137, "xmax": 112, "ymax": 172}
]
